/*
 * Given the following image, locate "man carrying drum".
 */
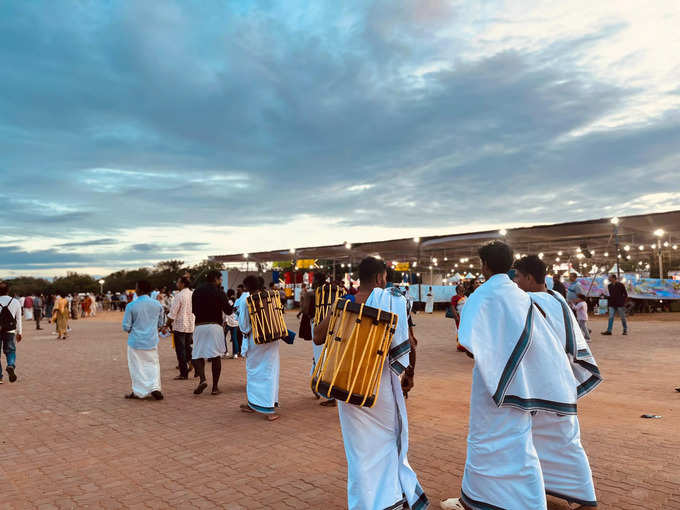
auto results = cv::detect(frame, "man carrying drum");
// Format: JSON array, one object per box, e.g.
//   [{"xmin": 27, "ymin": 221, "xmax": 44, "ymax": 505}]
[{"xmin": 313, "ymin": 257, "xmax": 429, "ymax": 510}]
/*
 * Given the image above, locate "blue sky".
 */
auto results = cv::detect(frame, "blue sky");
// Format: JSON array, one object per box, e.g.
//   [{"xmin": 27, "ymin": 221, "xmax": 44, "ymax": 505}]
[{"xmin": 1, "ymin": 1, "xmax": 679, "ymax": 276}]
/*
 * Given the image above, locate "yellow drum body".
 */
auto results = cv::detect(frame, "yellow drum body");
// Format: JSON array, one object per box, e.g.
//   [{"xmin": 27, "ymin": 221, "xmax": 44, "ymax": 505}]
[
  {"xmin": 247, "ymin": 290, "xmax": 288, "ymax": 344},
  {"xmin": 314, "ymin": 284, "xmax": 346, "ymax": 325},
  {"xmin": 311, "ymin": 299, "xmax": 397, "ymax": 408}
]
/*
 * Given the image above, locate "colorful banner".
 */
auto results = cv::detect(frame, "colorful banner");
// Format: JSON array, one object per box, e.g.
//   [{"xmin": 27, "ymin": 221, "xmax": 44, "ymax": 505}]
[{"xmin": 571, "ymin": 276, "xmax": 680, "ymax": 300}]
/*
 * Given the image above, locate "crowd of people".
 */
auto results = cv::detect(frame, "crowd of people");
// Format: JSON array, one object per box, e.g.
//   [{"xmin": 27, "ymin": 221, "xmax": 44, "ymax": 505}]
[{"xmin": 1, "ymin": 242, "xmax": 618, "ymax": 509}]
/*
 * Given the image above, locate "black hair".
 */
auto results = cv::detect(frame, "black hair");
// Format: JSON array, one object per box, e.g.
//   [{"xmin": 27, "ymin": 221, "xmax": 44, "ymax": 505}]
[
  {"xmin": 179, "ymin": 276, "xmax": 191, "ymax": 288},
  {"xmin": 227, "ymin": 288, "xmax": 235, "ymax": 297},
  {"xmin": 0, "ymin": 281, "xmax": 8, "ymax": 295},
  {"xmin": 514, "ymin": 255, "xmax": 546, "ymax": 284},
  {"xmin": 358, "ymin": 256, "xmax": 387, "ymax": 284},
  {"xmin": 312, "ymin": 271, "xmax": 327, "ymax": 289},
  {"xmin": 206, "ymin": 270, "xmax": 222, "ymax": 283},
  {"xmin": 243, "ymin": 275, "xmax": 262, "ymax": 294},
  {"xmin": 136, "ymin": 280, "xmax": 152, "ymax": 295},
  {"xmin": 609, "ymin": 274, "xmax": 617, "ymax": 280},
  {"xmin": 577, "ymin": 293, "xmax": 587, "ymax": 300},
  {"xmin": 478, "ymin": 241, "xmax": 514, "ymax": 275}
]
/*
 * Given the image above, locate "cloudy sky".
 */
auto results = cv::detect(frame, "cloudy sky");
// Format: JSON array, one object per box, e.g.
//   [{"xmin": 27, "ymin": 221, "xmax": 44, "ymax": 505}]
[{"xmin": 2, "ymin": 1, "xmax": 679, "ymax": 276}]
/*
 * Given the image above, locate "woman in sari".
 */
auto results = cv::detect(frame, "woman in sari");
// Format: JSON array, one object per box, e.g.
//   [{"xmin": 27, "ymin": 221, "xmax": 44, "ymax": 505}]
[{"xmin": 52, "ymin": 295, "xmax": 69, "ymax": 340}]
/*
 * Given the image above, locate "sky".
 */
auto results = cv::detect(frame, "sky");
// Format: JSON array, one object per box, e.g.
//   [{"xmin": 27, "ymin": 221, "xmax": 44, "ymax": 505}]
[{"xmin": 1, "ymin": 0, "xmax": 679, "ymax": 277}]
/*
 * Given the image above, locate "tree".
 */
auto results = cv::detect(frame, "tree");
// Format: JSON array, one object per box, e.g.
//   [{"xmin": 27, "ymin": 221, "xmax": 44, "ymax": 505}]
[
  {"xmin": 49, "ymin": 272, "xmax": 98, "ymax": 295},
  {"xmin": 188, "ymin": 259, "xmax": 225, "ymax": 286},
  {"xmin": 2, "ymin": 276, "xmax": 50, "ymax": 296}
]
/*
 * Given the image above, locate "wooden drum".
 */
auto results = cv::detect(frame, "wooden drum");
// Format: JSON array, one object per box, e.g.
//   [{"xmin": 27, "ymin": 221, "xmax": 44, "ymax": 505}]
[
  {"xmin": 313, "ymin": 284, "xmax": 346, "ymax": 325},
  {"xmin": 246, "ymin": 290, "xmax": 288, "ymax": 345},
  {"xmin": 311, "ymin": 299, "xmax": 397, "ymax": 408}
]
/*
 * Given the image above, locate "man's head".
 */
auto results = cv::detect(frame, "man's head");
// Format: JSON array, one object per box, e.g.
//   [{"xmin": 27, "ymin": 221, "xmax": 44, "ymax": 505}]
[
  {"xmin": 514, "ymin": 255, "xmax": 547, "ymax": 292},
  {"xmin": 136, "ymin": 280, "xmax": 152, "ymax": 296},
  {"xmin": 569, "ymin": 272, "xmax": 578, "ymax": 282},
  {"xmin": 358, "ymin": 256, "xmax": 387, "ymax": 289},
  {"xmin": 478, "ymin": 241, "xmax": 514, "ymax": 279},
  {"xmin": 456, "ymin": 285, "xmax": 464, "ymax": 296},
  {"xmin": 177, "ymin": 276, "xmax": 191, "ymax": 290},
  {"xmin": 227, "ymin": 288, "xmax": 235, "ymax": 298},
  {"xmin": 206, "ymin": 270, "xmax": 222, "ymax": 286},
  {"xmin": 609, "ymin": 274, "xmax": 617, "ymax": 282},
  {"xmin": 243, "ymin": 275, "xmax": 261, "ymax": 294},
  {"xmin": 0, "ymin": 281, "xmax": 8, "ymax": 296},
  {"xmin": 577, "ymin": 293, "xmax": 586, "ymax": 302}
]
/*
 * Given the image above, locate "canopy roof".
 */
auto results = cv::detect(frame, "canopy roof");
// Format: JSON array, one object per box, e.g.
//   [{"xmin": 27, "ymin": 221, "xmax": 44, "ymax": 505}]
[{"xmin": 211, "ymin": 210, "xmax": 680, "ymax": 272}]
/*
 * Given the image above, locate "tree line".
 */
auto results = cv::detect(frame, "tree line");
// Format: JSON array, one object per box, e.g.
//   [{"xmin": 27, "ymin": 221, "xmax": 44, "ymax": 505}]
[{"xmin": 3, "ymin": 259, "xmax": 225, "ymax": 297}]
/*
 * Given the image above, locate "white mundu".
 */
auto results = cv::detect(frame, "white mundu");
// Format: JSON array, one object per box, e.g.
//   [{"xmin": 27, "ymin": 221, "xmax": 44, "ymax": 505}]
[
  {"xmin": 337, "ymin": 287, "xmax": 429, "ymax": 510},
  {"xmin": 528, "ymin": 290, "xmax": 602, "ymax": 508},
  {"xmin": 455, "ymin": 274, "xmax": 579, "ymax": 510}
]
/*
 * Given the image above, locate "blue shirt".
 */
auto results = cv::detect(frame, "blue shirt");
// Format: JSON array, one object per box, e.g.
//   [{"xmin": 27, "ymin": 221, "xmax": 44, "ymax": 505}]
[{"xmin": 122, "ymin": 295, "xmax": 164, "ymax": 350}]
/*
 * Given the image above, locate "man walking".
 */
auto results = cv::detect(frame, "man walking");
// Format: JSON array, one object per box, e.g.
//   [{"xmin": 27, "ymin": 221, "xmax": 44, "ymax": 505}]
[
  {"xmin": 33, "ymin": 294, "xmax": 44, "ymax": 330},
  {"xmin": 0, "ymin": 281, "xmax": 22, "ymax": 384},
  {"xmin": 566, "ymin": 272, "xmax": 583, "ymax": 306},
  {"xmin": 167, "ymin": 276, "xmax": 195, "ymax": 380},
  {"xmin": 602, "ymin": 274, "xmax": 628, "ymax": 336},
  {"xmin": 122, "ymin": 280, "xmax": 164, "ymax": 400},
  {"xmin": 191, "ymin": 270, "xmax": 232, "ymax": 395}
]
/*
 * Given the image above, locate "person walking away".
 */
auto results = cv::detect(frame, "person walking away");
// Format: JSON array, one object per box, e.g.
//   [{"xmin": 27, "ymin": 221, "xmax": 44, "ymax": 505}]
[
  {"xmin": 552, "ymin": 274, "xmax": 567, "ymax": 298},
  {"xmin": 33, "ymin": 294, "xmax": 44, "ymax": 330},
  {"xmin": 225, "ymin": 289, "xmax": 240, "ymax": 358},
  {"xmin": 191, "ymin": 270, "xmax": 233, "ymax": 395},
  {"xmin": 24, "ymin": 295, "xmax": 34, "ymax": 321},
  {"xmin": 450, "ymin": 285, "xmax": 467, "ymax": 352},
  {"xmin": 0, "ymin": 282, "xmax": 22, "ymax": 384},
  {"xmin": 52, "ymin": 295, "xmax": 69, "ymax": 339},
  {"xmin": 166, "ymin": 276, "xmax": 195, "ymax": 380},
  {"xmin": 296, "ymin": 283, "xmax": 313, "ymax": 341},
  {"xmin": 602, "ymin": 274, "xmax": 628, "ymax": 336},
  {"xmin": 238, "ymin": 276, "xmax": 282, "ymax": 421},
  {"xmin": 574, "ymin": 294, "xmax": 591, "ymax": 342},
  {"xmin": 122, "ymin": 280, "xmax": 164, "ymax": 400},
  {"xmin": 425, "ymin": 287, "xmax": 434, "ymax": 313}
]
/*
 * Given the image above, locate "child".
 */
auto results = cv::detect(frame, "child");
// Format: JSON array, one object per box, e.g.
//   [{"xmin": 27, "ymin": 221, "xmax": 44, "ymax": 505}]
[{"xmin": 575, "ymin": 293, "xmax": 591, "ymax": 342}]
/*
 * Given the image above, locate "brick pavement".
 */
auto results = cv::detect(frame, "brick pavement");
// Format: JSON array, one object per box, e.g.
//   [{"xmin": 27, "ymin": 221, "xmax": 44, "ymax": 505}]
[{"xmin": 1, "ymin": 311, "xmax": 679, "ymax": 509}]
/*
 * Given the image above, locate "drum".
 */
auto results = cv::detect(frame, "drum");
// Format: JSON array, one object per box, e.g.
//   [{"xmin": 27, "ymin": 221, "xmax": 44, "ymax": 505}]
[
  {"xmin": 246, "ymin": 290, "xmax": 288, "ymax": 344},
  {"xmin": 313, "ymin": 284, "xmax": 346, "ymax": 325},
  {"xmin": 311, "ymin": 299, "xmax": 398, "ymax": 408}
]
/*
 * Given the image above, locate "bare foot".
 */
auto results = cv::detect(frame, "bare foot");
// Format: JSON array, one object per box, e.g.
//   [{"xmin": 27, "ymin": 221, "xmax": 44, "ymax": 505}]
[
  {"xmin": 240, "ymin": 403, "xmax": 255, "ymax": 413},
  {"xmin": 267, "ymin": 414, "xmax": 280, "ymax": 422}
]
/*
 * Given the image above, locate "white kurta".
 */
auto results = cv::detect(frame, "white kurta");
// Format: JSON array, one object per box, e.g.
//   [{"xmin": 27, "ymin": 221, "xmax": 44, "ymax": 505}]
[
  {"xmin": 24, "ymin": 307, "xmax": 34, "ymax": 320},
  {"xmin": 528, "ymin": 291, "xmax": 600, "ymax": 507},
  {"xmin": 238, "ymin": 292, "xmax": 281, "ymax": 414},
  {"xmin": 457, "ymin": 274, "xmax": 578, "ymax": 510},
  {"xmin": 192, "ymin": 323, "xmax": 226, "ymax": 359},
  {"xmin": 337, "ymin": 288, "xmax": 428, "ymax": 510},
  {"xmin": 424, "ymin": 293, "xmax": 434, "ymax": 313},
  {"xmin": 127, "ymin": 345, "xmax": 161, "ymax": 398}
]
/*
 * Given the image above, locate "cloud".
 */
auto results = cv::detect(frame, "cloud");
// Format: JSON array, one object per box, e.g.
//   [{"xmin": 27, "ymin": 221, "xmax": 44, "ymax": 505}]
[{"xmin": 0, "ymin": 1, "xmax": 678, "ymax": 274}]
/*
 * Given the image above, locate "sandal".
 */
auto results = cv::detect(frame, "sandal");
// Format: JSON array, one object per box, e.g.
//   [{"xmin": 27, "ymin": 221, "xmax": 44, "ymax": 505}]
[
  {"xmin": 267, "ymin": 414, "xmax": 280, "ymax": 422},
  {"xmin": 124, "ymin": 392, "xmax": 139, "ymax": 399},
  {"xmin": 320, "ymin": 399, "xmax": 336, "ymax": 407}
]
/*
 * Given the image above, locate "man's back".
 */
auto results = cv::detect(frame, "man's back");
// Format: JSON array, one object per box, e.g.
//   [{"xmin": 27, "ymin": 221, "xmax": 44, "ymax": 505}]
[
  {"xmin": 608, "ymin": 281, "xmax": 627, "ymax": 308},
  {"xmin": 0, "ymin": 295, "xmax": 21, "ymax": 333},
  {"xmin": 123, "ymin": 296, "xmax": 163, "ymax": 350}
]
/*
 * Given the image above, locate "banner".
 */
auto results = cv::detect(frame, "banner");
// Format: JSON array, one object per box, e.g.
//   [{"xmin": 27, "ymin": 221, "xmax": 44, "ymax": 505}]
[{"xmin": 572, "ymin": 276, "xmax": 680, "ymax": 300}]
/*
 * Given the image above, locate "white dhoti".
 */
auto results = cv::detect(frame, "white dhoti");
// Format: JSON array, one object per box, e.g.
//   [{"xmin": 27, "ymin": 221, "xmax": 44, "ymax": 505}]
[
  {"xmin": 461, "ymin": 367, "xmax": 546, "ymax": 510},
  {"xmin": 244, "ymin": 339, "xmax": 280, "ymax": 414},
  {"xmin": 339, "ymin": 365, "xmax": 428, "ymax": 510},
  {"xmin": 127, "ymin": 345, "xmax": 161, "ymax": 398},
  {"xmin": 192, "ymin": 323, "xmax": 226, "ymax": 359},
  {"xmin": 532, "ymin": 412, "xmax": 597, "ymax": 506},
  {"xmin": 311, "ymin": 341, "xmax": 324, "ymax": 376},
  {"xmin": 25, "ymin": 307, "xmax": 34, "ymax": 320},
  {"xmin": 424, "ymin": 297, "xmax": 434, "ymax": 314}
]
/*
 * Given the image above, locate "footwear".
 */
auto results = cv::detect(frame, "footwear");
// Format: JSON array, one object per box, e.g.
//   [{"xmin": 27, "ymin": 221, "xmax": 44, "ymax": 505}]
[
  {"xmin": 601, "ymin": 331, "xmax": 612, "ymax": 336},
  {"xmin": 151, "ymin": 390, "xmax": 164, "ymax": 400},
  {"xmin": 194, "ymin": 381, "xmax": 208, "ymax": 395},
  {"xmin": 623, "ymin": 331, "xmax": 628, "ymax": 335},
  {"xmin": 6, "ymin": 366, "xmax": 16, "ymax": 383},
  {"xmin": 320, "ymin": 399, "xmax": 336, "ymax": 407},
  {"xmin": 124, "ymin": 392, "xmax": 139, "ymax": 399},
  {"xmin": 0, "ymin": 379, "xmax": 3, "ymax": 384},
  {"xmin": 440, "ymin": 498, "xmax": 465, "ymax": 510},
  {"xmin": 173, "ymin": 375, "xmax": 188, "ymax": 380},
  {"xmin": 211, "ymin": 388, "xmax": 221, "ymax": 395},
  {"xmin": 675, "ymin": 388, "xmax": 680, "ymax": 393}
]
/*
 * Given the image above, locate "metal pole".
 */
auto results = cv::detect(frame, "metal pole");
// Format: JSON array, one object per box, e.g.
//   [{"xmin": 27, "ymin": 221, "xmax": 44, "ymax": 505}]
[
  {"xmin": 332, "ymin": 258, "xmax": 336, "ymax": 282},
  {"xmin": 614, "ymin": 224, "xmax": 620, "ymax": 279},
  {"xmin": 658, "ymin": 240, "xmax": 663, "ymax": 280}
]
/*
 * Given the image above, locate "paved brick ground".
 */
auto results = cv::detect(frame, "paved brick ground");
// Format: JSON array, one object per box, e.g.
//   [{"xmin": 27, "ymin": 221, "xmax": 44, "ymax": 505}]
[{"xmin": 1, "ymin": 310, "xmax": 679, "ymax": 509}]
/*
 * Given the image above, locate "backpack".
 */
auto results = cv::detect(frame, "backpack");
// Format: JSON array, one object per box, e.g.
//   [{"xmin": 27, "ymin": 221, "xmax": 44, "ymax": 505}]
[{"xmin": 0, "ymin": 298, "xmax": 17, "ymax": 333}]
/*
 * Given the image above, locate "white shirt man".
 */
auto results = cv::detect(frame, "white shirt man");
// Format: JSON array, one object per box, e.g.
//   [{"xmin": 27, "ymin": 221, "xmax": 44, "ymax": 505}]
[
  {"xmin": 0, "ymin": 285, "xmax": 22, "ymax": 384},
  {"xmin": 167, "ymin": 279, "xmax": 195, "ymax": 380}
]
